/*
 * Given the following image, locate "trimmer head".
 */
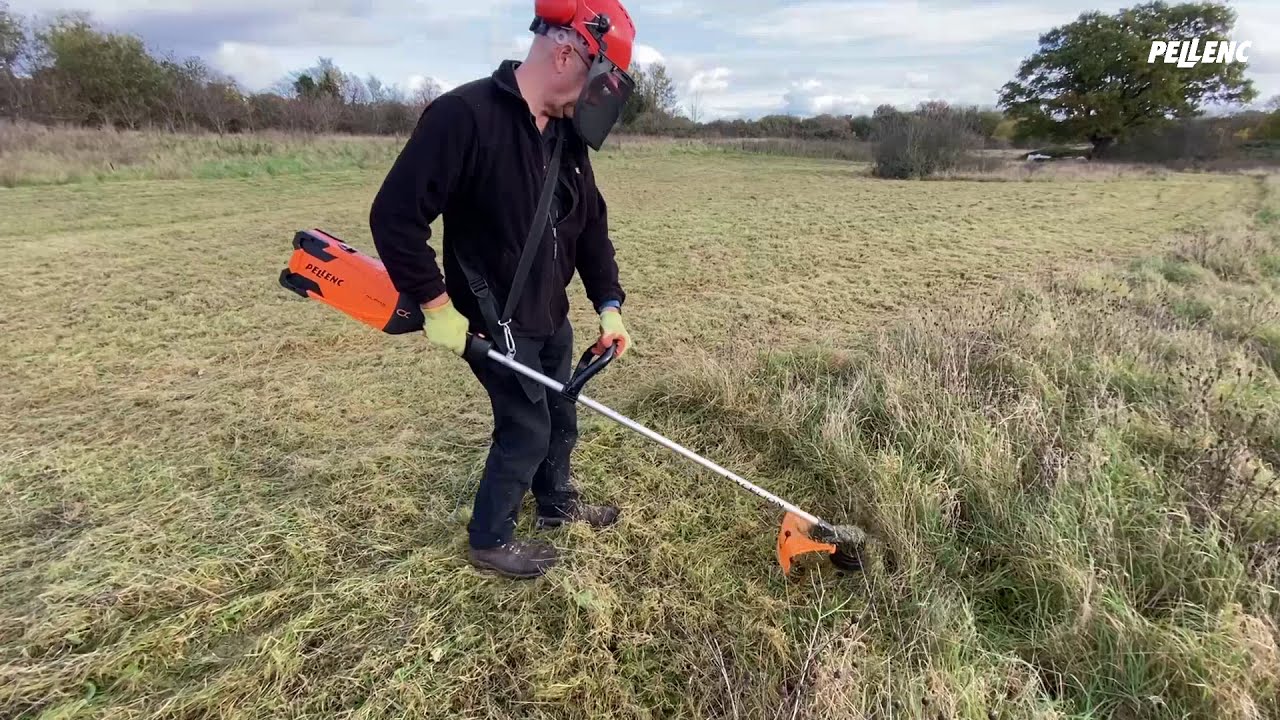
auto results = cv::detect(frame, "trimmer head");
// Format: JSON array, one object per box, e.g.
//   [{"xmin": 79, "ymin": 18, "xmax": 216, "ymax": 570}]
[
  {"xmin": 828, "ymin": 544, "xmax": 865, "ymax": 572},
  {"xmin": 776, "ymin": 513, "xmax": 866, "ymax": 575}
]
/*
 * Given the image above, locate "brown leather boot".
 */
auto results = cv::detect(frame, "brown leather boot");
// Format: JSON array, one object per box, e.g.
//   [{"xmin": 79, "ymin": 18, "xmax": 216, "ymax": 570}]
[
  {"xmin": 467, "ymin": 539, "xmax": 558, "ymax": 579},
  {"xmin": 536, "ymin": 502, "xmax": 621, "ymax": 530}
]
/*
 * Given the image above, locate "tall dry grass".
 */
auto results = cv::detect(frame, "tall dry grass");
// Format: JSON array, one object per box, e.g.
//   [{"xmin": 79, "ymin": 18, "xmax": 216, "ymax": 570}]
[
  {"xmin": 642, "ymin": 176, "xmax": 1280, "ymax": 718},
  {"xmin": 603, "ymin": 133, "xmax": 874, "ymax": 162},
  {"xmin": 0, "ymin": 121, "xmax": 405, "ymax": 187}
]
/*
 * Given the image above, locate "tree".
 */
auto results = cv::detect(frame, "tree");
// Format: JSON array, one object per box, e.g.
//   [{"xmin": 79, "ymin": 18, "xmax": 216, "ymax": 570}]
[
  {"xmin": 647, "ymin": 63, "xmax": 678, "ymax": 115},
  {"xmin": 850, "ymin": 115, "xmax": 873, "ymax": 139},
  {"xmin": 620, "ymin": 64, "xmax": 651, "ymax": 125},
  {"xmin": 247, "ymin": 92, "xmax": 288, "ymax": 131},
  {"xmin": 685, "ymin": 90, "xmax": 703, "ymax": 124},
  {"xmin": 36, "ymin": 15, "xmax": 167, "ymax": 127},
  {"xmin": 0, "ymin": 3, "xmax": 23, "ymax": 75},
  {"xmin": 805, "ymin": 113, "xmax": 852, "ymax": 139},
  {"xmin": 342, "ymin": 73, "xmax": 369, "ymax": 105},
  {"xmin": 0, "ymin": 3, "xmax": 29, "ymax": 117},
  {"xmin": 0, "ymin": 5, "xmax": 450, "ymax": 136},
  {"xmin": 196, "ymin": 73, "xmax": 244, "ymax": 134},
  {"xmin": 365, "ymin": 74, "xmax": 388, "ymax": 103},
  {"xmin": 410, "ymin": 76, "xmax": 442, "ymax": 112},
  {"xmin": 158, "ymin": 55, "xmax": 210, "ymax": 130},
  {"xmin": 621, "ymin": 62, "xmax": 678, "ymax": 126},
  {"xmin": 872, "ymin": 104, "xmax": 900, "ymax": 121},
  {"xmin": 291, "ymin": 57, "xmax": 343, "ymax": 101},
  {"xmin": 972, "ymin": 109, "xmax": 1004, "ymax": 139},
  {"xmin": 999, "ymin": 1, "xmax": 1256, "ymax": 156},
  {"xmin": 1251, "ymin": 98, "xmax": 1280, "ymax": 141}
]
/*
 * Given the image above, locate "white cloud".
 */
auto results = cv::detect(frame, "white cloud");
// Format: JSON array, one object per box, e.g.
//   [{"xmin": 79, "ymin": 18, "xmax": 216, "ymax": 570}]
[
  {"xmin": 632, "ymin": 43, "xmax": 665, "ymax": 66},
  {"xmin": 904, "ymin": 72, "xmax": 929, "ymax": 88},
  {"xmin": 211, "ymin": 42, "xmax": 284, "ymax": 92},
  {"xmin": 645, "ymin": 1, "xmax": 697, "ymax": 17},
  {"xmin": 12, "ymin": 0, "xmax": 523, "ymax": 23},
  {"xmin": 1234, "ymin": 0, "xmax": 1280, "ymax": 46},
  {"xmin": 407, "ymin": 74, "xmax": 452, "ymax": 94},
  {"xmin": 510, "ymin": 35, "xmax": 534, "ymax": 57},
  {"xmin": 418, "ymin": 0, "xmax": 521, "ymax": 22},
  {"xmin": 702, "ymin": 88, "xmax": 789, "ymax": 120},
  {"xmin": 1234, "ymin": 1, "xmax": 1280, "ymax": 103},
  {"xmin": 688, "ymin": 67, "xmax": 731, "ymax": 93},
  {"xmin": 781, "ymin": 78, "xmax": 871, "ymax": 116},
  {"xmin": 741, "ymin": 0, "xmax": 1072, "ymax": 49}
]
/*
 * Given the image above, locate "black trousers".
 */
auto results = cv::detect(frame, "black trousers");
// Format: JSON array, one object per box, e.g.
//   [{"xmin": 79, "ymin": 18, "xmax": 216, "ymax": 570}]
[{"xmin": 464, "ymin": 319, "xmax": 580, "ymax": 549}]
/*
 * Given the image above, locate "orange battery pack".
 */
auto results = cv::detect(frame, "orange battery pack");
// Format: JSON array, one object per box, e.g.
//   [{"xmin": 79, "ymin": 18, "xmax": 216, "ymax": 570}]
[{"xmin": 279, "ymin": 229, "xmax": 425, "ymax": 335}]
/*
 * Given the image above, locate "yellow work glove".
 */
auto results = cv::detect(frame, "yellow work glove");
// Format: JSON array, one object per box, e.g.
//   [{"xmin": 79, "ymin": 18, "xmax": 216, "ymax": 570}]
[
  {"xmin": 422, "ymin": 299, "xmax": 469, "ymax": 356},
  {"xmin": 596, "ymin": 309, "xmax": 632, "ymax": 358}
]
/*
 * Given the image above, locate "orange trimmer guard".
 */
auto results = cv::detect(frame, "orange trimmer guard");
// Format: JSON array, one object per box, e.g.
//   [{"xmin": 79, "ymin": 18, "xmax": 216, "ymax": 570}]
[
  {"xmin": 776, "ymin": 512, "xmax": 837, "ymax": 575},
  {"xmin": 279, "ymin": 229, "xmax": 424, "ymax": 335}
]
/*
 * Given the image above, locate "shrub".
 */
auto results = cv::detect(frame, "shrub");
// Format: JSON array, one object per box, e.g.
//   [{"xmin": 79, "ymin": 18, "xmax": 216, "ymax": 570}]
[
  {"xmin": 871, "ymin": 103, "xmax": 981, "ymax": 179},
  {"xmin": 1104, "ymin": 115, "xmax": 1280, "ymax": 168},
  {"xmin": 1107, "ymin": 118, "xmax": 1237, "ymax": 163}
]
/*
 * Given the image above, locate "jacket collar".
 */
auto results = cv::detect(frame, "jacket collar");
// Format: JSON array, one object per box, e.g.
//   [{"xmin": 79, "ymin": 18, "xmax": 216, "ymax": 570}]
[
  {"xmin": 492, "ymin": 60, "xmax": 526, "ymax": 104},
  {"xmin": 492, "ymin": 59, "xmax": 578, "ymax": 146}
]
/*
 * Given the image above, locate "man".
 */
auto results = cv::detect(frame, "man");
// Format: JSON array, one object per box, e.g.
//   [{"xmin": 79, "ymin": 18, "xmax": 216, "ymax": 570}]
[{"xmin": 369, "ymin": 0, "xmax": 638, "ymax": 580}]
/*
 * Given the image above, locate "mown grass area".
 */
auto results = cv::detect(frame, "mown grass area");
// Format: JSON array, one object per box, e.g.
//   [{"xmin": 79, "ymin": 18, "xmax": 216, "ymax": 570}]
[{"xmin": 1, "ymin": 136, "xmax": 1276, "ymax": 718}]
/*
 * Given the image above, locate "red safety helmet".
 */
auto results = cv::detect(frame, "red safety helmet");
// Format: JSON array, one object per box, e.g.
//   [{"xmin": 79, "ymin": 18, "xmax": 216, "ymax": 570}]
[
  {"xmin": 530, "ymin": 0, "xmax": 637, "ymax": 150},
  {"xmin": 532, "ymin": 0, "xmax": 635, "ymax": 70}
]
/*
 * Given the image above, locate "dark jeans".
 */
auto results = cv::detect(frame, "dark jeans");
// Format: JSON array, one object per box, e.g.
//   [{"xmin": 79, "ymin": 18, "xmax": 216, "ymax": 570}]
[{"xmin": 465, "ymin": 319, "xmax": 580, "ymax": 549}]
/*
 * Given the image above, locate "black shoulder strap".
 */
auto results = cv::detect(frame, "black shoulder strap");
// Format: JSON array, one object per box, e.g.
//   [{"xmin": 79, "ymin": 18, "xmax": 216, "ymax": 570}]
[
  {"xmin": 455, "ymin": 124, "xmax": 563, "ymax": 357},
  {"xmin": 502, "ymin": 129, "xmax": 562, "ymax": 323}
]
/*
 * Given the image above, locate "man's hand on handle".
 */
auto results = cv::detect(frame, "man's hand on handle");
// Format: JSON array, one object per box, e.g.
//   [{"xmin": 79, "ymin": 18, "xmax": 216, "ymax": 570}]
[
  {"xmin": 596, "ymin": 308, "xmax": 632, "ymax": 358},
  {"xmin": 424, "ymin": 293, "xmax": 632, "ymax": 361},
  {"xmin": 422, "ymin": 293, "xmax": 469, "ymax": 356}
]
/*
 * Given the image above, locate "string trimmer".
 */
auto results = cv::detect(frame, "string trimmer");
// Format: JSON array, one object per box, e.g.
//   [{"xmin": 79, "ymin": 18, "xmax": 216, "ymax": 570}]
[{"xmin": 279, "ymin": 229, "xmax": 866, "ymax": 574}]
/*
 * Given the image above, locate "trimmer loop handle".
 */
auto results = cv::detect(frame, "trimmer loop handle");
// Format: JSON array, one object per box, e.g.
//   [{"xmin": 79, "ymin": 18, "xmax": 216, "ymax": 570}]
[
  {"xmin": 461, "ymin": 334, "xmax": 618, "ymax": 400},
  {"xmin": 563, "ymin": 344, "xmax": 618, "ymax": 400}
]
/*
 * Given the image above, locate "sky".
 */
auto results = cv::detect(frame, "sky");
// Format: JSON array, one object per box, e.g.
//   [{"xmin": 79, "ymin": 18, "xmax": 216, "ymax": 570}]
[{"xmin": 8, "ymin": 0, "xmax": 1280, "ymax": 120}]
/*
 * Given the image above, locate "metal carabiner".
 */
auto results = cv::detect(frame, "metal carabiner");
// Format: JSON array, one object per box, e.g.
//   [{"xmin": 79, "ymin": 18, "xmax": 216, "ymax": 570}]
[{"xmin": 499, "ymin": 320, "xmax": 517, "ymax": 360}]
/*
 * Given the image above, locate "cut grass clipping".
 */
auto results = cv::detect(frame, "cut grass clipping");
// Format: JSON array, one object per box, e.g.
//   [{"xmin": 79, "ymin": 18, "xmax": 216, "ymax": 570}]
[{"xmin": 1, "ymin": 135, "xmax": 1277, "ymax": 718}]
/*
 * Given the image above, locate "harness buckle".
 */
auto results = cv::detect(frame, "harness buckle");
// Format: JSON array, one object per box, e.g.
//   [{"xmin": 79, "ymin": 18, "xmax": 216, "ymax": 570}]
[{"xmin": 467, "ymin": 274, "xmax": 490, "ymax": 298}]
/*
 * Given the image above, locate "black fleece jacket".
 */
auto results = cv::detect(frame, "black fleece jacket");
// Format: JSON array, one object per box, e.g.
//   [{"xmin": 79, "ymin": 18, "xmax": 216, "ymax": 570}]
[{"xmin": 369, "ymin": 60, "xmax": 625, "ymax": 339}]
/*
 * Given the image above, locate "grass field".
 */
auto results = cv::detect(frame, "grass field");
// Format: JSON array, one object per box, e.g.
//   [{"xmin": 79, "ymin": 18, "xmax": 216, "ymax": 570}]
[{"xmin": 2, "ymin": 130, "xmax": 1278, "ymax": 718}]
